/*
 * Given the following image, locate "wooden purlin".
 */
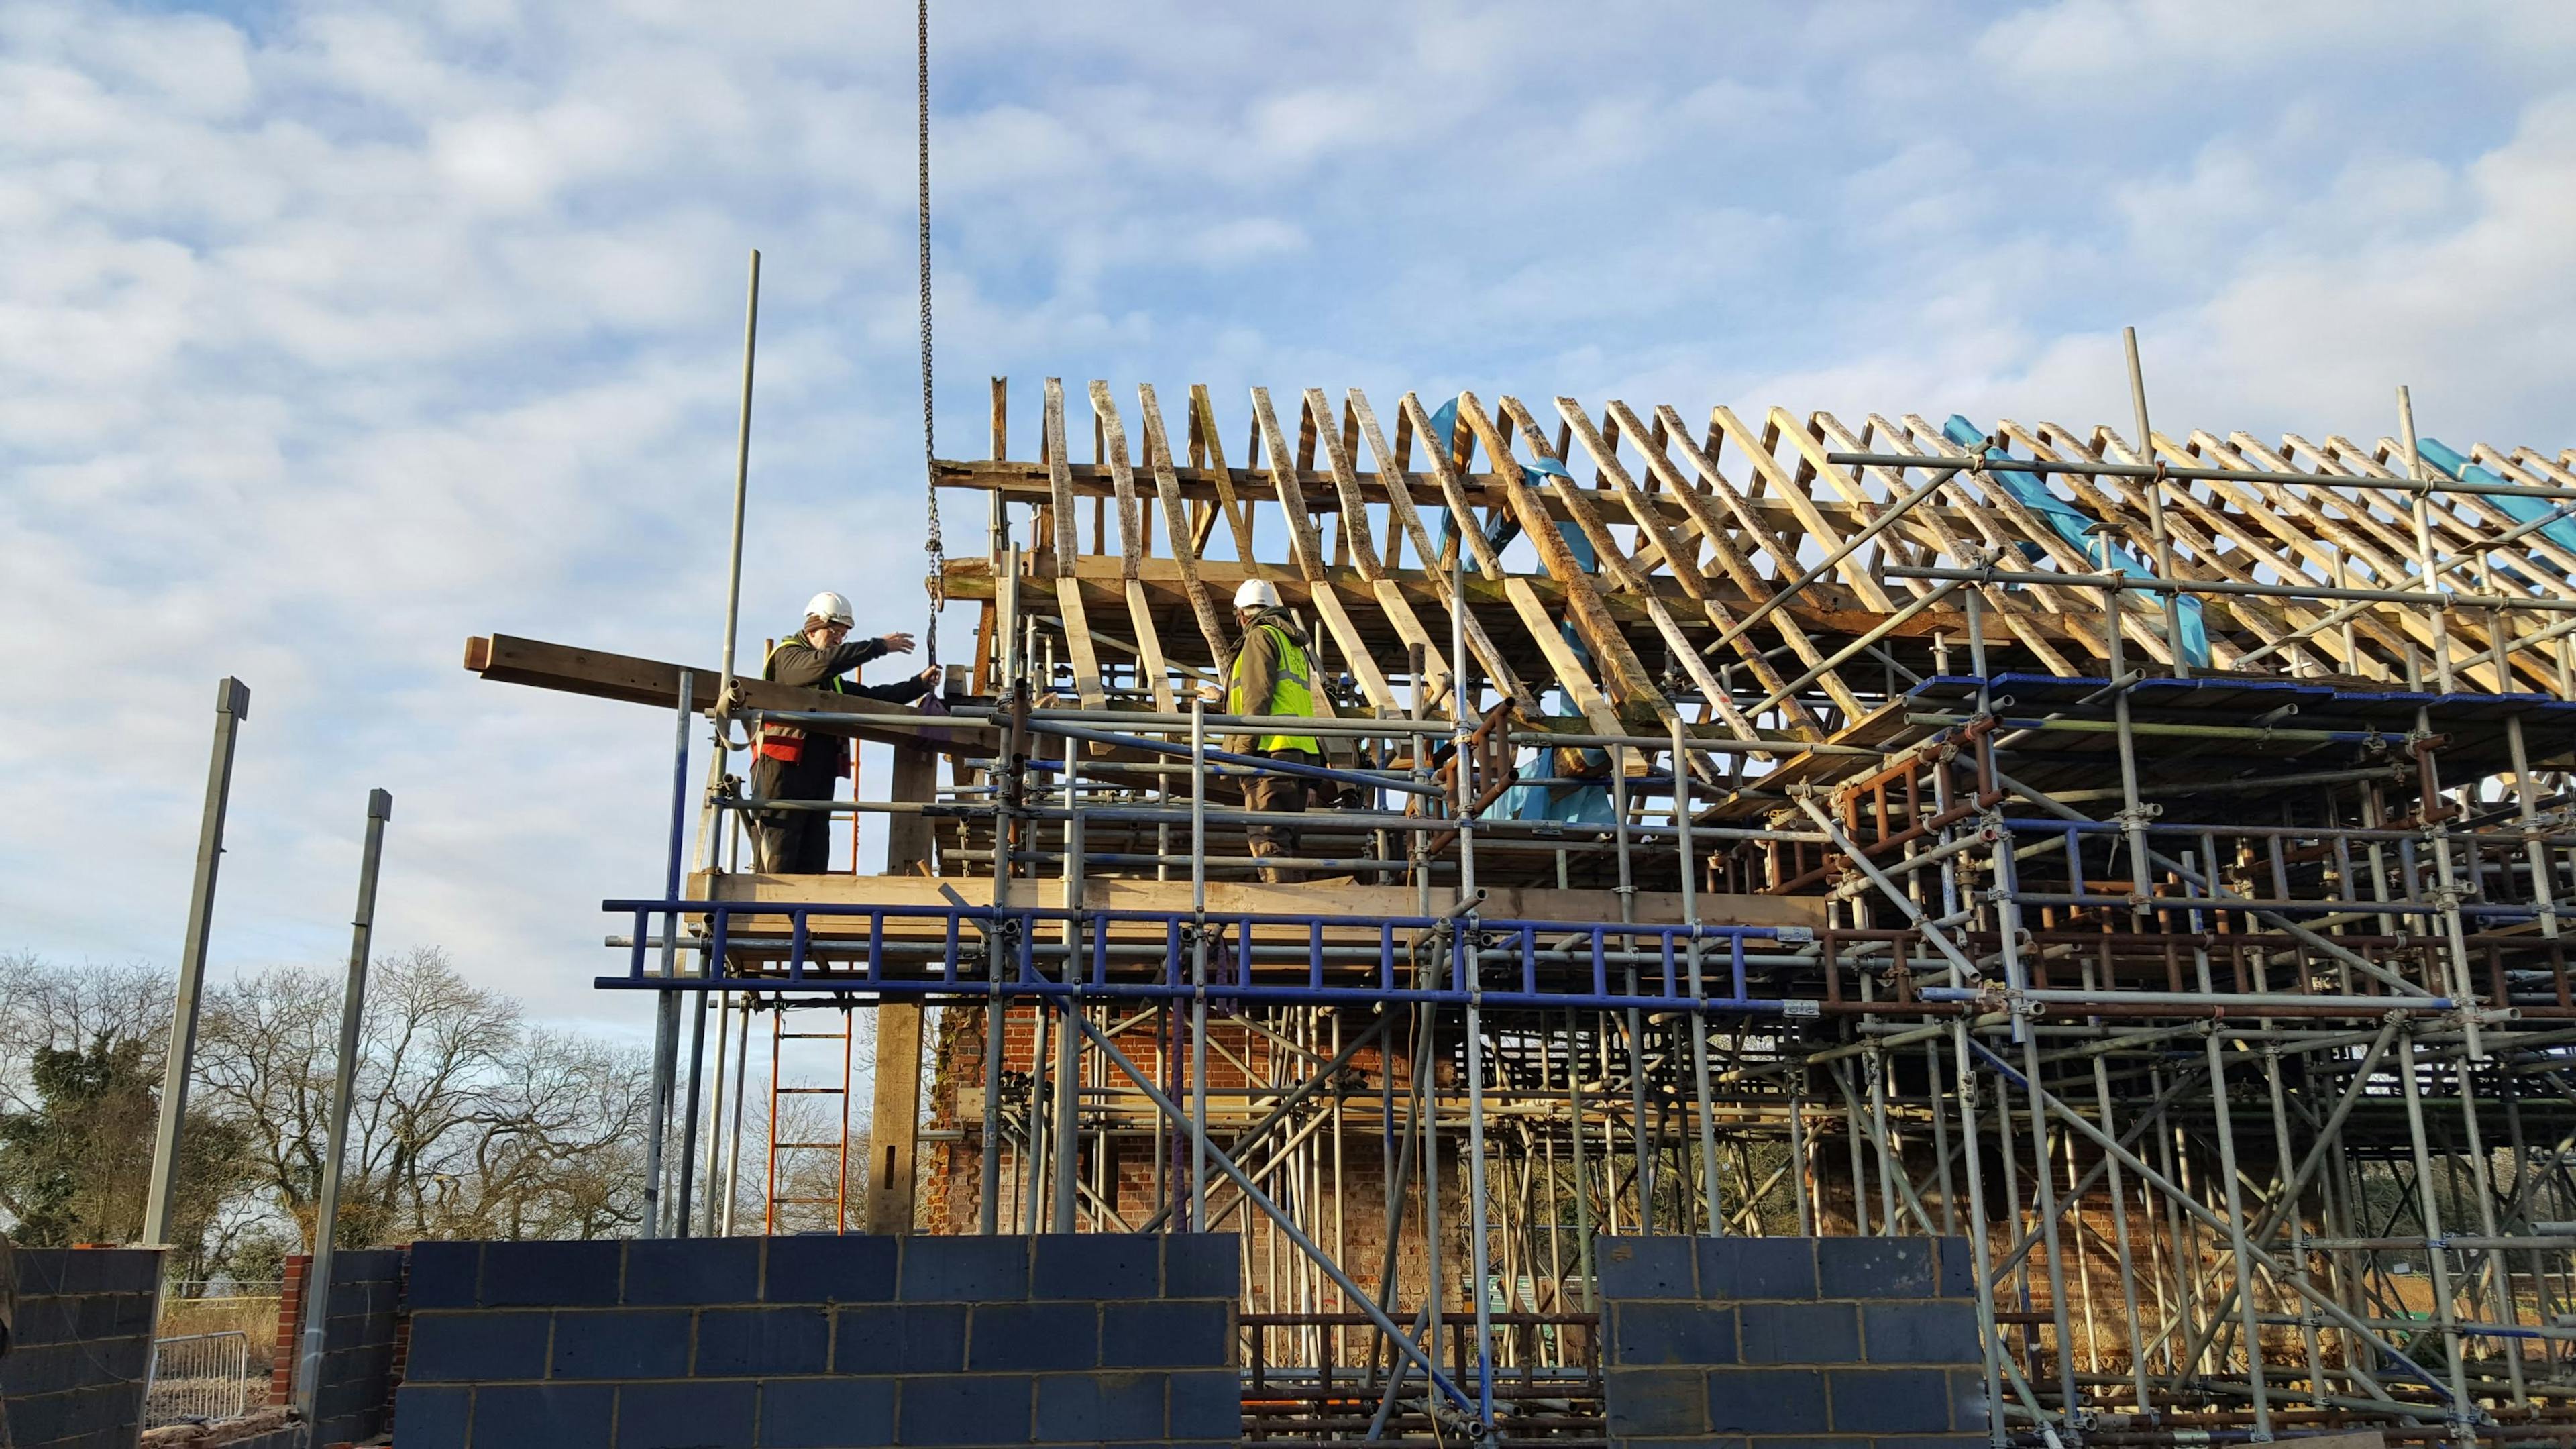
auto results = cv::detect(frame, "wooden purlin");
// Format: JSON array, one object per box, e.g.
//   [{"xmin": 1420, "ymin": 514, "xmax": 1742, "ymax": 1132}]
[
  {"xmin": 1043, "ymin": 378, "xmax": 1078, "ymax": 577},
  {"xmin": 1814, "ymin": 411, "xmax": 2078, "ymax": 679},
  {"xmin": 1452, "ymin": 390, "xmax": 1684, "ymax": 737},
  {"xmin": 1250, "ymin": 388, "xmax": 1328, "ymax": 582},
  {"xmin": 2180, "ymin": 429, "xmax": 2506, "ymax": 692},
  {"xmin": 1535, "ymin": 397, "xmax": 1783, "ymax": 747},
  {"xmin": 2023, "ymin": 422, "xmax": 2350, "ymax": 676},
  {"xmin": 1134, "ymin": 384, "xmax": 1234, "ymax": 672},
  {"xmin": 941, "ymin": 380, "xmax": 2576, "ymax": 750},
  {"xmin": 1887, "ymin": 418, "xmax": 2107, "ymax": 674},
  {"xmin": 1085, "ymin": 381, "xmax": 1148, "ymax": 578},
  {"xmin": 1605, "ymin": 401, "xmax": 1828, "ymax": 738},
  {"xmin": 1187, "ymin": 384, "xmax": 1258, "ymax": 566}
]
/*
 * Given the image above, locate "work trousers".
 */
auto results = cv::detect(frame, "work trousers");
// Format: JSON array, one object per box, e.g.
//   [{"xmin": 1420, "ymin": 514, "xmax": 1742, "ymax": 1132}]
[
  {"xmin": 751, "ymin": 755, "xmax": 840, "ymax": 874},
  {"xmin": 1244, "ymin": 748, "xmax": 1319, "ymax": 883}
]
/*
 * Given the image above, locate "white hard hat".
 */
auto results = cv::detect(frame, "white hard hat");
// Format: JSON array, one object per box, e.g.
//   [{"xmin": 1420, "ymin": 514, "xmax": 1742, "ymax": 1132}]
[
  {"xmin": 803, "ymin": 591, "xmax": 855, "ymax": 627},
  {"xmin": 1233, "ymin": 579, "xmax": 1281, "ymax": 610}
]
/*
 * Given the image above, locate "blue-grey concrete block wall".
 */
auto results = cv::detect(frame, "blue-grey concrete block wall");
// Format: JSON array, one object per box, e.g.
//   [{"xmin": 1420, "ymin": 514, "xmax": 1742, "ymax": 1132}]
[
  {"xmin": 1597, "ymin": 1236, "xmax": 1989, "ymax": 1449},
  {"xmin": 311, "ymin": 1246, "xmax": 405, "ymax": 1445},
  {"xmin": 0, "ymin": 1246, "xmax": 164, "ymax": 1449},
  {"xmin": 394, "ymin": 1234, "xmax": 1242, "ymax": 1448}
]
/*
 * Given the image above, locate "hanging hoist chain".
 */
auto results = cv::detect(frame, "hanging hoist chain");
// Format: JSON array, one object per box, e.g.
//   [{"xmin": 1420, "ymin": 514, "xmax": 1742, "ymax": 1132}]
[{"xmin": 917, "ymin": 0, "xmax": 943, "ymax": 669}]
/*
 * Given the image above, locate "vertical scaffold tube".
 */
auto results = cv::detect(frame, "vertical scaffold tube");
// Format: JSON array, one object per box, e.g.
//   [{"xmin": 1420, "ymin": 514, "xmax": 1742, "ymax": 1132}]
[
  {"xmin": 643, "ymin": 669, "xmax": 693, "ymax": 1238},
  {"xmin": 1189, "ymin": 696, "xmax": 1210, "ymax": 1232},
  {"xmin": 1676, "ymin": 716, "xmax": 1721, "ymax": 1232}
]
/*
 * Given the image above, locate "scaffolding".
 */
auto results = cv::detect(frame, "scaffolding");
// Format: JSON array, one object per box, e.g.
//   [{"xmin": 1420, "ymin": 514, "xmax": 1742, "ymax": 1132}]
[{"xmin": 472, "ymin": 364, "xmax": 2576, "ymax": 1447}]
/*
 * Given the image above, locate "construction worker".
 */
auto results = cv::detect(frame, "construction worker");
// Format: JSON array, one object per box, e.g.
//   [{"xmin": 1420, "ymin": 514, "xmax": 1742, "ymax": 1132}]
[
  {"xmin": 1207, "ymin": 580, "xmax": 1324, "ymax": 883},
  {"xmin": 751, "ymin": 591, "xmax": 938, "ymax": 874}
]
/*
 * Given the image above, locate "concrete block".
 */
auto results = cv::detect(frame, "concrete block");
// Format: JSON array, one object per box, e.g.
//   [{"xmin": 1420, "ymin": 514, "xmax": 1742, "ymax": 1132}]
[
  {"xmin": 1829, "ymin": 1368, "xmax": 1953, "ymax": 1432},
  {"xmin": 58, "ymin": 1248, "xmax": 152, "ymax": 1295},
  {"xmin": 83, "ymin": 1289, "xmax": 152, "ymax": 1336},
  {"xmin": 1167, "ymin": 1368, "xmax": 1242, "ymax": 1439},
  {"xmin": 834, "ymin": 1303, "xmax": 967, "ymax": 1374},
  {"xmin": 11, "ymin": 1248, "xmax": 65, "ymax": 1296},
  {"xmin": 1699, "ymin": 1236, "xmax": 1819, "ymax": 1301},
  {"xmin": 757, "ymin": 1377, "xmax": 896, "ymax": 1448},
  {"xmin": 1604, "ymin": 1366, "xmax": 1707, "ymax": 1437},
  {"xmin": 1034, "ymin": 1371, "xmax": 1165, "ymax": 1442},
  {"xmin": 625, "ymin": 1237, "xmax": 761, "ymax": 1306},
  {"xmin": 1707, "ymin": 1366, "xmax": 1827, "ymax": 1434},
  {"xmin": 901, "ymin": 1374, "xmax": 1030, "ymax": 1445},
  {"xmin": 1816, "ymin": 1238, "xmax": 1935, "ymax": 1299},
  {"xmin": 696, "ymin": 1306, "xmax": 829, "ymax": 1376},
  {"xmin": 1936, "ymin": 1239, "xmax": 1977, "ymax": 1299},
  {"xmin": 1611, "ymin": 1302, "xmax": 1738, "ymax": 1366},
  {"xmin": 407, "ymin": 1242, "xmax": 482, "ymax": 1309},
  {"xmin": 10, "ymin": 1295, "xmax": 76, "ymax": 1348},
  {"xmin": 1, "ymin": 1340, "xmax": 74, "ymax": 1397},
  {"xmin": 1754, "ymin": 1438, "xmax": 1864, "ymax": 1449},
  {"xmin": 1862, "ymin": 1301, "xmax": 1981, "ymax": 1364},
  {"xmin": 1597, "ymin": 1236, "xmax": 1697, "ymax": 1299},
  {"xmin": 1741, "ymin": 1301, "xmax": 1860, "ymax": 1364},
  {"xmin": 405, "ymin": 1310, "xmax": 549, "ymax": 1382},
  {"xmin": 1949, "ymin": 1369, "xmax": 1990, "ymax": 1430},
  {"xmin": 484, "ymin": 1240, "xmax": 621, "ymax": 1307},
  {"xmin": 549, "ymin": 1309, "xmax": 692, "ymax": 1379},
  {"xmin": 1032, "ymin": 1232, "xmax": 1157, "ymax": 1299},
  {"xmin": 392, "ymin": 1384, "xmax": 470, "ymax": 1448},
  {"xmin": 898, "ymin": 1235, "xmax": 1028, "ymax": 1302},
  {"xmin": 1875, "ymin": 1436, "xmax": 1988, "ymax": 1449},
  {"xmin": 1627, "ymin": 1440, "xmax": 1748, "ymax": 1449},
  {"xmin": 1161, "ymin": 1233, "xmax": 1241, "ymax": 1299},
  {"xmin": 616, "ymin": 1379, "xmax": 757, "ymax": 1449},
  {"xmin": 4, "ymin": 1391, "xmax": 63, "ymax": 1444},
  {"xmin": 968, "ymin": 1301, "xmax": 1099, "ymax": 1371},
  {"xmin": 470, "ymin": 1383, "xmax": 614, "ymax": 1449},
  {"xmin": 1100, "ymin": 1300, "xmax": 1229, "ymax": 1368},
  {"xmin": 763, "ymin": 1234, "xmax": 898, "ymax": 1305}
]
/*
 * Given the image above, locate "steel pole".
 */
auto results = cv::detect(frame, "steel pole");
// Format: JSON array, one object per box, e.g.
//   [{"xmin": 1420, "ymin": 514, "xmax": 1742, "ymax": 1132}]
[
  {"xmin": 144, "ymin": 676, "xmax": 251, "ymax": 1249},
  {"xmin": 641, "ymin": 670, "xmax": 692, "ymax": 1237},
  {"xmin": 2124, "ymin": 327, "xmax": 2189, "ymax": 678},
  {"xmin": 717, "ymin": 250, "xmax": 761, "ymax": 706},
  {"xmin": 293, "ymin": 788, "xmax": 391, "ymax": 1426}
]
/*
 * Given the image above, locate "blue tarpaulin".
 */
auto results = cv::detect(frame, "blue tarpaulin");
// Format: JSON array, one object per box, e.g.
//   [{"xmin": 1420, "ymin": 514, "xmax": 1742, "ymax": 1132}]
[
  {"xmin": 1941, "ymin": 415, "xmax": 2212, "ymax": 668},
  {"xmin": 2417, "ymin": 437, "xmax": 2576, "ymax": 569}
]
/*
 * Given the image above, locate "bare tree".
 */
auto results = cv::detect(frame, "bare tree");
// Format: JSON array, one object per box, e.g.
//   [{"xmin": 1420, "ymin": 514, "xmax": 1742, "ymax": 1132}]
[{"xmin": 194, "ymin": 947, "xmax": 652, "ymax": 1248}]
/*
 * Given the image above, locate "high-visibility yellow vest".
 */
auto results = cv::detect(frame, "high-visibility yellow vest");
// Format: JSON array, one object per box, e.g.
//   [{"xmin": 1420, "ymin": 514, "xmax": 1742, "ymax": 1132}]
[
  {"xmin": 755, "ymin": 638, "xmax": 848, "ymax": 765},
  {"xmin": 1228, "ymin": 620, "xmax": 1322, "ymax": 755}
]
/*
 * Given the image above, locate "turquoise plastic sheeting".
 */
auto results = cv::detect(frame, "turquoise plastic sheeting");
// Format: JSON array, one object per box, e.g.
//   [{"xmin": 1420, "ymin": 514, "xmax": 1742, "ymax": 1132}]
[
  {"xmin": 2417, "ymin": 437, "xmax": 2576, "ymax": 566},
  {"xmin": 1941, "ymin": 415, "xmax": 2212, "ymax": 667}
]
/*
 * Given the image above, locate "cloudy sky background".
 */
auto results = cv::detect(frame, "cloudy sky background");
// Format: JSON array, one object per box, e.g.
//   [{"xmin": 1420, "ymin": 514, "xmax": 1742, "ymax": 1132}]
[{"xmin": 10, "ymin": 0, "xmax": 2576, "ymax": 1033}]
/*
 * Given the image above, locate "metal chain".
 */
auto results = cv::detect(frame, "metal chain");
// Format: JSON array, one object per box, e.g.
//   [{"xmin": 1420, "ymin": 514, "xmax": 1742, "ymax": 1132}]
[{"xmin": 918, "ymin": 0, "xmax": 943, "ymax": 669}]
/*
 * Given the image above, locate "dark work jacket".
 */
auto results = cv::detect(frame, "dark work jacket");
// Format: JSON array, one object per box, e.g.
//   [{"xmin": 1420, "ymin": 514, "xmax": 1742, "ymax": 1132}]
[{"xmin": 757, "ymin": 635, "xmax": 935, "ymax": 792}]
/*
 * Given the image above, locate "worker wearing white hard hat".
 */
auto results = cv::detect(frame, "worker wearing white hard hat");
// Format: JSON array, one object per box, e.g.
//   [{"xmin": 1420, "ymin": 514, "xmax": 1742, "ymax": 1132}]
[
  {"xmin": 748, "ymin": 591, "xmax": 939, "ymax": 874},
  {"xmin": 1203, "ymin": 578, "xmax": 1324, "ymax": 883}
]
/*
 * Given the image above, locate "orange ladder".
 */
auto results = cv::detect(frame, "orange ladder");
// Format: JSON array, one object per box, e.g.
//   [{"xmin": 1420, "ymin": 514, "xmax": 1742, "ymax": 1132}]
[{"xmin": 765, "ymin": 1004, "xmax": 855, "ymax": 1234}]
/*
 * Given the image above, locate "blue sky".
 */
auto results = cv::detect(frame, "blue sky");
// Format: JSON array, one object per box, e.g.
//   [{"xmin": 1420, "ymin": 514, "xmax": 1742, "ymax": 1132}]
[{"xmin": 9, "ymin": 0, "xmax": 2576, "ymax": 1030}]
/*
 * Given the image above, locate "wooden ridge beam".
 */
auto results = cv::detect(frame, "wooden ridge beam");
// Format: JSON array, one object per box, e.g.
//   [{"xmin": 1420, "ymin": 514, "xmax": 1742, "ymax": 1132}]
[{"xmin": 462, "ymin": 633, "xmax": 966, "ymax": 747}]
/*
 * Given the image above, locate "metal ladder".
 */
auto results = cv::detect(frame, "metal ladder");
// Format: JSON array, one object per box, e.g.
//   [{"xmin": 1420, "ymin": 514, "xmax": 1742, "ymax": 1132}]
[{"xmin": 765, "ymin": 1003, "xmax": 855, "ymax": 1234}]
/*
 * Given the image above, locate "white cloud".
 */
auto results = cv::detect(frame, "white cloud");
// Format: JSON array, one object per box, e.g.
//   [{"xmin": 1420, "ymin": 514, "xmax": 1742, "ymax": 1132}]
[{"xmin": 9, "ymin": 0, "xmax": 2576, "ymax": 1036}]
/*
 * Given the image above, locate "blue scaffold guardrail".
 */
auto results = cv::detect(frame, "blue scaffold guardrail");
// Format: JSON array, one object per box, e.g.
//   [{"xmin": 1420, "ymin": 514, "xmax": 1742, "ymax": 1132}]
[{"xmin": 599, "ymin": 896, "xmax": 1803, "ymax": 1016}]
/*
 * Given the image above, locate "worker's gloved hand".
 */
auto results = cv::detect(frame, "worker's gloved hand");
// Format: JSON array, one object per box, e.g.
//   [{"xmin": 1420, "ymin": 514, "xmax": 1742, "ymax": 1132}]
[
  {"xmin": 1195, "ymin": 682, "xmax": 1224, "ymax": 704},
  {"xmin": 1335, "ymin": 786, "xmax": 1365, "ymax": 810},
  {"xmin": 881, "ymin": 631, "xmax": 917, "ymax": 654}
]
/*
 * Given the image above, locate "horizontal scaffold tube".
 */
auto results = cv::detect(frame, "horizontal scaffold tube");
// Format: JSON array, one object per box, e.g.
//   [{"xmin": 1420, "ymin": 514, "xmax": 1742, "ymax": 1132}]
[
  {"xmin": 1827, "ymin": 449, "xmax": 2576, "ymax": 502},
  {"xmin": 1013, "ymin": 716, "xmax": 1445, "ymax": 797},
  {"xmin": 1888, "ymin": 562, "xmax": 2576, "ymax": 613}
]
